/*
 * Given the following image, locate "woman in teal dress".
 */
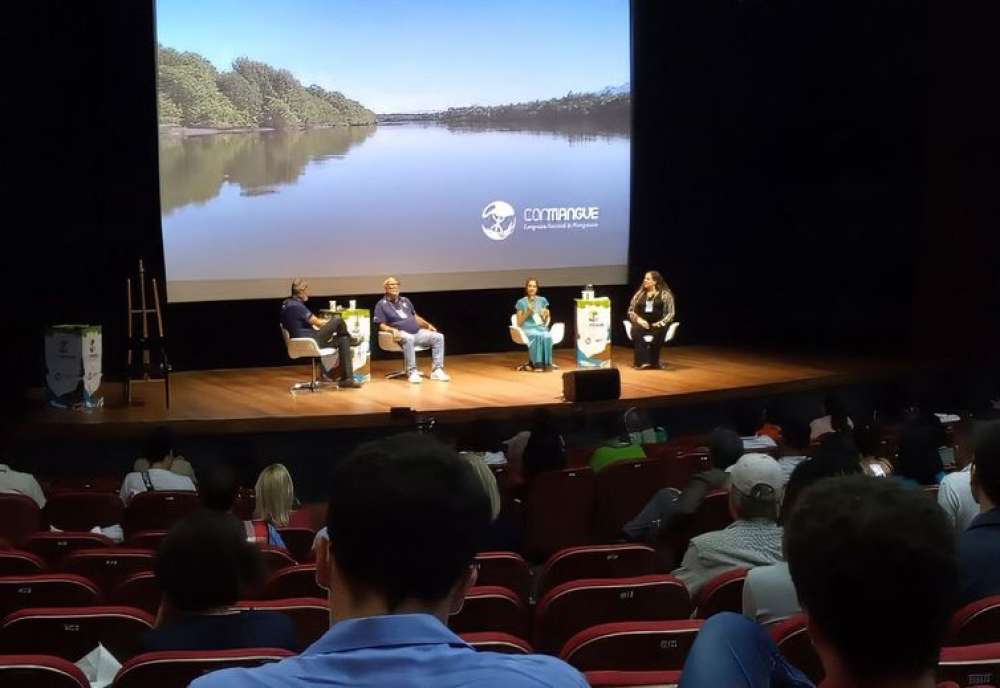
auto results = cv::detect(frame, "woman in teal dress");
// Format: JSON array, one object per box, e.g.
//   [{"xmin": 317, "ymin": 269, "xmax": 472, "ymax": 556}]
[{"xmin": 515, "ymin": 278, "xmax": 554, "ymax": 371}]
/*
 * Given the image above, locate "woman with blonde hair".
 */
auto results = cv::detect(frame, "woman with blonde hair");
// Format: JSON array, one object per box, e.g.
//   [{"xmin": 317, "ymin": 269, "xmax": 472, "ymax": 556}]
[{"xmin": 246, "ymin": 463, "xmax": 294, "ymax": 549}]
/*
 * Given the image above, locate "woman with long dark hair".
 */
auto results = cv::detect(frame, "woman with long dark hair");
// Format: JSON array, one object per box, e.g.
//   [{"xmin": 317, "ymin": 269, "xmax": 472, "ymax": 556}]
[{"xmin": 626, "ymin": 270, "xmax": 676, "ymax": 369}]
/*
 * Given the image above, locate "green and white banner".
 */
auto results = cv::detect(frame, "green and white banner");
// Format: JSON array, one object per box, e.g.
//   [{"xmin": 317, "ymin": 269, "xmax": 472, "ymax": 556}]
[
  {"xmin": 575, "ymin": 297, "xmax": 612, "ymax": 368},
  {"xmin": 45, "ymin": 324, "xmax": 103, "ymax": 408}
]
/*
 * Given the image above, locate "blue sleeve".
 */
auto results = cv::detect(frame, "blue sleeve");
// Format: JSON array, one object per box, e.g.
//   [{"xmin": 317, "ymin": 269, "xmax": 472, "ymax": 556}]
[
  {"xmin": 268, "ymin": 524, "xmax": 287, "ymax": 549},
  {"xmin": 515, "ymin": 296, "xmax": 527, "ymax": 312},
  {"xmin": 540, "ymin": 296, "xmax": 549, "ymax": 309},
  {"xmin": 373, "ymin": 299, "xmax": 387, "ymax": 324}
]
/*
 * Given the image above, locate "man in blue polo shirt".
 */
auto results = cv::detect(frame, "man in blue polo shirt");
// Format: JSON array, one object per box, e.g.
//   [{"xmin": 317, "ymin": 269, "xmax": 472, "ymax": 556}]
[
  {"xmin": 280, "ymin": 278, "xmax": 361, "ymax": 388},
  {"xmin": 373, "ymin": 276, "xmax": 450, "ymax": 384},
  {"xmin": 192, "ymin": 433, "xmax": 586, "ymax": 688}
]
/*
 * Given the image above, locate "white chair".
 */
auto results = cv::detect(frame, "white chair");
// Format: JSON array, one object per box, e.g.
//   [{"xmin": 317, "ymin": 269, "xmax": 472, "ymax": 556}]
[
  {"xmin": 280, "ymin": 325, "xmax": 336, "ymax": 392},
  {"xmin": 623, "ymin": 320, "xmax": 680, "ymax": 343},
  {"xmin": 377, "ymin": 330, "xmax": 429, "ymax": 380},
  {"xmin": 509, "ymin": 314, "xmax": 565, "ymax": 371}
]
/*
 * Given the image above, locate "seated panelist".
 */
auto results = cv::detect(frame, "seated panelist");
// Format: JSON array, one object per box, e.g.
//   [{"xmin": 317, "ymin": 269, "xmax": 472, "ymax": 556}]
[
  {"xmin": 515, "ymin": 278, "xmax": 554, "ymax": 371},
  {"xmin": 373, "ymin": 276, "xmax": 450, "ymax": 385},
  {"xmin": 280, "ymin": 278, "xmax": 361, "ymax": 388}
]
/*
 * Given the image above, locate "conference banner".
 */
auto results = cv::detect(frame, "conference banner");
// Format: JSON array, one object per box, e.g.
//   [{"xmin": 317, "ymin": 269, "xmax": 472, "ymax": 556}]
[{"xmin": 575, "ymin": 298, "xmax": 612, "ymax": 368}]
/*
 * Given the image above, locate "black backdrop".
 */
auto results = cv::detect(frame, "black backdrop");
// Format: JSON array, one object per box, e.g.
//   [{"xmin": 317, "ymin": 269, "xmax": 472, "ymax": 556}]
[{"xmin": 6, "ymin": 0, "xmax": 998, "ymax": 404}]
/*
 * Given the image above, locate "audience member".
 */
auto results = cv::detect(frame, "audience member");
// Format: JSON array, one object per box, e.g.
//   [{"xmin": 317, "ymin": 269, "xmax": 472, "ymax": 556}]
[
  {"xmin": 200, "ymin": 463, "xmax": 239, "ymax": 513},
  {"xmin": 895, "ymin": 419, "xmax": 946, "ymax": 485},
  {"xmin": 682, "ymin": 475, "xmax": 957, "ymax": 688},
  {"xmin": 144, "ymin": 510, "xmax": 297, "ymax": 652},
  {"xmin": 957, "ymin": 421, "xmax": 1000, "ymax": 606},
  {"xmin": 671, "ymin": 453, "xmax": 784, "ymax": 597},
  {"xmin": 247, "ymin": 464, "xmax": 294, "ymax": 548},
  {"xmin": 853, "ymin": 423, "xmax": 893, "ymax": 477},
  {"xmin": 120, "ymin": 427, "xmax": 197, "ymax": 504},
  {"xmin": 0, "ymin": 420, "xmax": 46, "ymax": 508},
  {"xmin": 809, "ymin": 394, "xmax": 853, "ymax": 442},
  {"xmin": 192, "ymin": 433, "xmax": 586, "ymax": 687},
  {"xmin": 521, "ymin": 409, "xmax": 568, "ymax": 485},
  {"xmin": 775, "ymin": 416, "xmax": 811, "ymax": 483},
  {"xmin": 939, "ymin": 463, "xmax": 976, "ymax": 532},
  {"xmin": 622, "ymin": 427, "xmax": 743, "ymax": 543}
]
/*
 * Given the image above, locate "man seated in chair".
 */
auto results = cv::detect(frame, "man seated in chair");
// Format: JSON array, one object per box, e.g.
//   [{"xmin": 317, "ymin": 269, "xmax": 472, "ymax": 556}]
[
  {"xmin": 373, "ymin": 276, "xmax": 450, "ymax": 384},
  {"xmin": 280, "ymin": 278, "xmax": 361, "ymax": 389}
]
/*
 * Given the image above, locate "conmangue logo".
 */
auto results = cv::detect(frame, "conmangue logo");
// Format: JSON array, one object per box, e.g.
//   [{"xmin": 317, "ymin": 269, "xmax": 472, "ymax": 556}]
[{"xmin": 481, "ymin": 201, "xmax": 517, "ymax": 241}]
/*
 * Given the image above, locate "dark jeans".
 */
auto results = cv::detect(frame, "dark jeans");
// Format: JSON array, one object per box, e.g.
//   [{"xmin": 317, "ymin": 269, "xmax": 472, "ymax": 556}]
[
  {"xmin": 622, "ymin": 487, "xmax": 678, "ymax": 542},
  {"xmin": 680, "ymin": 613, "xmax": 814, "ymax": 688},
  {"xmin": 633, "ymin": 324, "xmax": 667, "ymax": 366},
  {"xmin": 308, "ymin": 316, "xmax": 354, "ymax": 381}
]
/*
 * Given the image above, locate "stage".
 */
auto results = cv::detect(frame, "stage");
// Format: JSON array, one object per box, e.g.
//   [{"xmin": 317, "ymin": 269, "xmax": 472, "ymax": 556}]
[{"xmin": 29, "ymin": 346, "xmax": 905, "ymax": 437}]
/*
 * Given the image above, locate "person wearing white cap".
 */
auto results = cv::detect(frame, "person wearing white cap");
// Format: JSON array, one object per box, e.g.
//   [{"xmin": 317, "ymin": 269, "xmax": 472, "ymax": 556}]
[{"xmin": 672, "ymin": 453, "xmax": 785, "ymax": 597}]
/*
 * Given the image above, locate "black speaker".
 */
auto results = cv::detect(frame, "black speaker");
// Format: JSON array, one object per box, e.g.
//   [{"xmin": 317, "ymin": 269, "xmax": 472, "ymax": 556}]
[{"xmin": 563, "ymin": 368, "xmax": 621, "ymax": 402}]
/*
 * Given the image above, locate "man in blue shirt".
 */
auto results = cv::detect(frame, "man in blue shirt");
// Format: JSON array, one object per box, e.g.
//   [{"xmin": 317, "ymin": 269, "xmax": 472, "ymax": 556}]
[
  {"xmin": 957, "ymin": 421, "xmax": 1000, "ymax": 606},
  {"xmin": 373, "ymin": 276, "xmax": 449, "ymax": 384},
  {"xmin": 192, "ymin": 433, "xmax": 586, "ymax": 688},
  {"xmin": 280, "ymin": 278, "xmax": 361, "ymax": 388}
]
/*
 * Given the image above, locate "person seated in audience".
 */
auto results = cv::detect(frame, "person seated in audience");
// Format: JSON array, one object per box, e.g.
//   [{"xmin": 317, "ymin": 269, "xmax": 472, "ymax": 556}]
[
  {"xmin": 0, "ymin": 421, "xmax": 46, "ymax": 508},
  {"xmin": 120, "ymin": 427, "xmax": 197, "ymax": 504},
  {"xmin": 809, "ymin": 393, "xmax": 853, "ymax": 442},
  {"xmin": 939, "ymin": 460, "xmax": 976, "ymax": 532},
  {"xmin": 671, "ymin": 453, "xmax": 785, "ymax": 597},
  {"xmin": 192, "ymin": 433, "xmax": 587, "ymax": 687},
  {"xmin": 245, "ymin": 463, "xmax": 293, "ymax": 549},
  {"xmin": 776, "ymin": 416, "xmax": 812, "ymax": 483},
  {"xmin": 199, "ymin": 463, "xmax": 239, "ymax": 513},
  {"xmin": 144, "ymin": 510, "xmax": 298, "ymax": 652},
  {"xmin": 680, "ymin": 475, "xmax": 958, "ymax": 688},
  {"xmin": 957, "ymin": 421, "xmax": 1000, "ymax": 606},
  {"xmin": 521, "ymin": 409, "xmax": 568, "ymax": 486},
  {"xmin": 742, "ymin": 442, "xmax": 863, "ymax": 627},
  {"xmin": 894, "ymin": 418, "xmax": 946, "ymax": 485},
  {"xmin": 622, "ymin": 426, "xmax": 743, "ymax": 543},
  {"xmin": 588, "ymin": 421, "xmax": 647, "ymax": 473},
  {"xmin": 853, "ymin": 422, "xmax": 894, "ymax": 477}
]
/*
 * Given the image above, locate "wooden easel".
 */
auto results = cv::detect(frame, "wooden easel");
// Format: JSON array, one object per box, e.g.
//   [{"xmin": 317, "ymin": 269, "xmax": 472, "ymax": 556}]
[{"xmin": 125, "ymin": 259, "xmax": 172, "ymax": 407}]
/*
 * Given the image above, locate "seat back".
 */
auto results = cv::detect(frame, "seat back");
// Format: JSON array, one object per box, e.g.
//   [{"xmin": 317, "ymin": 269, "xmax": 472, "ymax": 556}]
[
  {"xmin": 949, "ymin": 595, "xmax": 1000, "ymax": 646},
  {"xmin": 276, "ymin": 527, "xmax": 317, "ymax": 563},
  {"xmin": 662, "ymin": 451, "xmax": 712, "ymax": 488},
  {"xmin": 110, "ymin": 571, "xmax": 161, "ymax": 616},
  {"xmin": 449, "ymin": 585, "xmax": 527, "ymax": 638},
  {"xmin": 0, "ymin": 574, "xmax": 101, "ymax": 620},
  {"xmin": 0, "ymin": 495, "xmax": 42, "ymax": 547},
  {"xmin": 475, "ymin": 551, "xmax": 532, "ymax": 603},
  {"xmin": 24, "ymin": 532, "xmax": 115, "ymax": 568},
  {"xmin": 550, "ymin": 322, "xmax": 566, "ymax": 345},
  {"xmin": 112, "ymin": 648, "xmax": 295, "ymax": 688},
  {"xmin": 584, "ymin": 670, "xmax": 682, "ymax": 687},
  {"xmin": 123, "ymin": 491, "xmax": 200, "ymax": 537},
  {"xmin": 524, "ymin": 467, "xmax": 596, "ymax": 562},
  {"xmin": 260, "ymin": 564, "xmax": 325, "ymax": 600},
  {"xmin": 258, "ymin": 546, "xmax": 298, "ymax": 577},
  {"xmin": 124, "ymin": 530, "xmax": 169, "ymax": 550},
  {"xmin": 62, "ymin": 548, "xmax": 155, "ymax": 595},
  {"xmin": 623, "ymin": 320, "xmax": 633, "ymax": 340},
  {"xmin": 509, "ymin": 315, "xmax": 528, "ymax": 346},
  {"xmin": 538, "ymin": 544, "xmax": 659, "ymax": 600},
  {"xmin": 938, "ymin": 642, "xmax": 1000, "ymax": 688},
  {"xmin": 770, "ymin": 614, "xmax": 824, "ymax": 684},
  {"xmin": 534, "ymin": 575, "xmax": 693, "ymax": 654},
  {"xmin": 0, "ymin": 550, "xmax": 46, "ymax": 576},
  {"xmin": 0, "ymin": 606, "xmax": 154, "ymax": 661},
  {"xmin": 45, "ymin": 492, "xmax": 123, "ymax": 531},
  {"xmin": 461, "ymin": 632, "xmax": 533, "ymax": 654},
  {"xmin": 0, "ymin": 654, "xmax": 91, "ymax": 688},
  {"xmin": 596, "ymin": 459, "xmax": 669, "ymax": 538},
  {"xmin": 233, "ymin": 598, "xmax": 329, "ymax": 648},
  {"xmin": 658, "ymin": 489, "xmax": 733, "ymax": 568},
  {"xmin": 281, "ymin": 325, "xmax": 324, "ymax": 359},
  {"xmin": 664, "ymin": 321, "xmax": 680, "ymax": 342},
  {"xmin": 560, "ymin": 620, "xmax": 703, "ymax": 672},
  {"xmin": 692, "ymin": 568, "xmax": 749, "ymax": 618}
]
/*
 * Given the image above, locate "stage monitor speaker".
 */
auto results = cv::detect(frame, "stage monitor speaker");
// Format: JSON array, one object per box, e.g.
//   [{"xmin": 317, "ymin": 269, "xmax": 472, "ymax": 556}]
[{"xmin": 563, "ymin": 368, "xmax": 621, "ymax": 402}]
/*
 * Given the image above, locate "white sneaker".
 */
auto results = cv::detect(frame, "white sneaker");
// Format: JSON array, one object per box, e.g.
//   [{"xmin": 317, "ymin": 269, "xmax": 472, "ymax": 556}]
[
  {"xmin": 430, "ymin": 368, "xmax": 451, "ymax": 382},
  {"xmin": 408, "ymin": 371, "xmax": 422, "ymax": 384}
]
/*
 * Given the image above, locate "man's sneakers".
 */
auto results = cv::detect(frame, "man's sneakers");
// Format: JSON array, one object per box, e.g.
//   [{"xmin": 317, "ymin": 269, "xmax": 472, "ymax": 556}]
[
  {"xmin": 430, "ymin": 368, "xmax": 451, "ymax": 382},
  {"xmin": 337, "ymin": 378, "xmax": 361, "ymax": 389},
  {"xmin": 408, "ymin": 370, "xmax": 423, "ymax": 384}
]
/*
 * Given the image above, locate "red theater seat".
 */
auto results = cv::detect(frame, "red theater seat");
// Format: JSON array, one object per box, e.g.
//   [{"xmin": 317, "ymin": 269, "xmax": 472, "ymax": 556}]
[
  {"xmin": 0, "ymin": 654, "xmax": 91, "ymax": 688},
  {"xmin": 939, "ymin": 642, "xmax": 1000, "ymax": 687},
  {"xmin": 949, "ymin": 595, "xmax": 1000, "ymax": 646},
  {"xmin": 449, "ymin": 586, "xmax": 527, "ymax": 638},
  {"xmin": 123, "ymin": 491, "xmax": 200, "ymax": 537},
  {"xmin": 275, "ymin": 527, "xmax": 316, "ymax": 563},
  {"xmin": 260, "ymin": 564, "xmax": 325, "ymax": 600},
  {"xmin": 534, "ymin": 575, "xmax": 693, "ymax": 655},
  {"xmin": 538, "ymin": 544, "xmax": 659, "ymax": 600},
  {"xmin": 110, "ymin": 572, "xmax": 161, "ymax": 616},
  {"xmin": 692, "ymin": 568, "xmax": 749, "ymax": 619},
  {"xmin": 658, "ymin": 489, "xmax": 733, "ymax": 568},
  {"xmin": 124, "ymin": 530, "xmax": 168, "ymax": 551},
  {"xmin": 24, "ymin": 532, "xmax": 115, "ymax": 568},
  {"xmin": 667, "ymin": 451, "xmax": 712, "ymax": 487},
  {"xmin": 770, "ymin": 613, "xmax": 824, "ymax": 684},
  {"xmin": 258, "ymin": 546, "xmax": 298, "ymax": 577},
  {"xmin": 233, "ymin": 598, "xmax": 329, "ymax": 648},
  {"xmin": 0, "ymin": 575, "xmax": 100, "ymax": 620},
  {"xmin": 596, "ymin": 459, "xmax": 669, "ymax": 537},
  {"xmin": 112, "ymin": 648, "xmax": 295, "ymax": 688},
  {"xmin": 474, "ymin": 551, "xmax": 531, "ymax": 602},
  {"xmin": 461, "ymin": 632, "xmax": 534, "ymax": 654},
  {"xmin": 0, "ymin": 606, "xmax": 154, "ymax": 661},
  {"xmin": 523, "ymin": 467, "xmax": 595, "ymax": 562},
  {"xmin": 44, "ymin": 492, "xmax": 123, "ymax": 531},
  {"xmin": 0, "ymin": 550, "xmax": 46, "ymax": 576},
  {"xmin": 61, "ymin": 548, "xmax": 155, "ymax": 595},
  {"xmin": 585, "ymin": 670, "xmax": 683, "ymax": 687},
  {"xmin": 0, "ymin": 495, "xmax": 42, "ymax": 547},
  {"xmin": 560, "ymin": 620, "xmax": 703, "ymax": 672}
]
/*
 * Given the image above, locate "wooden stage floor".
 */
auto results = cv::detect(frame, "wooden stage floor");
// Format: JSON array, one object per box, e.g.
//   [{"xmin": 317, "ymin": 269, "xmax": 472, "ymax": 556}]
[{"xmin": 30, "ymin": 346, "xmax": 903, "ymax": 437}]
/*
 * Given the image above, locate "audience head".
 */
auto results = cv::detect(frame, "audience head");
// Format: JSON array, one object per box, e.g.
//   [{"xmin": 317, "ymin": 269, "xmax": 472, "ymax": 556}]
[
  {"xmin": 155, "ymin": 510, "xmax": 263, "ymax": 615},
  {"xmin": 895, "ymin": 422, "xmax": 944, "ymax": 485},
  {"xmin": 462, "ymin": 453, "xmax": 501, "ymax": 521},
  {"xmin": 785, "ymin": 476, "xmax": 957, "ymax": 685},
  {"xmin": 254, "ymin": 463, "xmax": 295, "ymax": 527},
  {"xmin": 823, "ymin": 393, "xmax": 851, "ymax": 433},
  {"xmin": 811, "ymin": 431, "xmax": 862, "ymax": 472},
  {"xmin": 144, "ymin": 426, "xmax": 176, "ymax": 467},
  {"xmin": 728, "ymin": 453, "xmax": 783, "ymax": 522},
  {"xmin": 852, "ymin": 423, "xmax": 882, "ymax": 459},
  {"xmin": 200, "ymin": 463, "xmax": 239, "ymax": 512},
  {"xmin": 324, "ymin": 433, "xmax": 492, "ymax": 620},
  {"xmin": 780, "ymin": 416, "xmax": 812, "ymax": 452},
  {"xmin": 708, "ymin": 426, "xmax": 744, "ymax": 471},
  {"xmin": 290, "ymin": 277, "xmax": 308, "ymax": 299},
  {"xmin": 780, "ymin": 441, "xmax": 862, "ymax": 524},
  {"xmin": 971, "ymin": 421, "xmax": 1000, "ymax": 510}
]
